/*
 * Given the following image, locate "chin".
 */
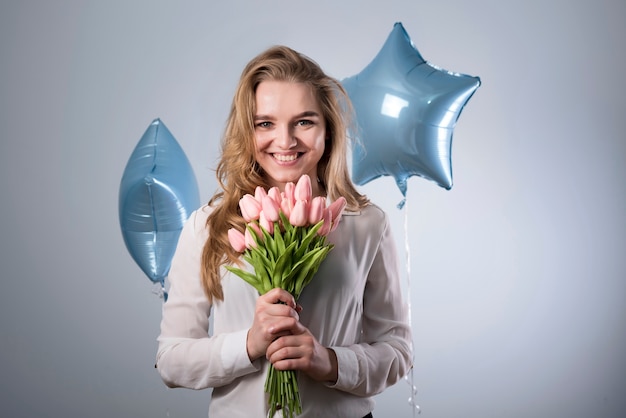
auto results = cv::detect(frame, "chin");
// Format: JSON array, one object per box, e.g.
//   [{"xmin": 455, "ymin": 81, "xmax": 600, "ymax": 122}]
[{"xmin": 265, "ymin": 171, "xmax": 309, "ymax": 186}]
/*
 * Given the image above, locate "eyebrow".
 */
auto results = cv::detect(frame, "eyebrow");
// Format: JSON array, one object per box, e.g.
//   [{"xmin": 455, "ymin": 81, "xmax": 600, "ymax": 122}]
[{"xmin": 253, "ymin": 111, "xmax": 321, "ymax": 121}]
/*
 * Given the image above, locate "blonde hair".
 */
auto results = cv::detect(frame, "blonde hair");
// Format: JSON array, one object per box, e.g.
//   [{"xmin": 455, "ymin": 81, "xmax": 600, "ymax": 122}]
[{"xmin": 201, "ymin": 45, "xmax": 369, "ymax": 301}]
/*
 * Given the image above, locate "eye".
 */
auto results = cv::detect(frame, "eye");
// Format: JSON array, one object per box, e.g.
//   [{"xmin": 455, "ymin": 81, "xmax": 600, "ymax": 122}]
[
  {"xmin": 256, "ymin": 121, "xmax": 273, "ymax": 128},
  {"xmin": 296, "ymin": 119, "xmax": 314, "ymax": 127}
]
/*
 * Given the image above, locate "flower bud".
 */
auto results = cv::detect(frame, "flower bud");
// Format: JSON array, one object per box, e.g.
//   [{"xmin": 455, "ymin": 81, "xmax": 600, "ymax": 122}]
[
  {"xmin": 284, "ymin": 182, "xmax": 296, "ymax": 207},
  {"xmin": 259, "ymin": 210, "xmax": 274, "ymax": 235},
  {"xmin": 289, "ymin": 200, "xmax": 309, "ymax": 227},
  {"xmin": 328, "ymin": 196, "xmax": 347, "ymax": 232},
  {"xmin": 261, "ymin": 196, "xmax": 280, "ymax": 222},
  {"xmin": 294, "ymin": 174, "xmax": 312, "ymax": 202},
  {"xmin": 240, "ymin": 194, "xmax": 262, "ymax": 222},
  {"xmin": 227, "ymin": 228, "xmax": 246, "ymax": 252},
  {"xmin": 245, "ymin": 222, "xmax": 262, "ymax": 248},
  {"xmin": 317, "ymin": 208, "xmax": 332, "ymax": 236},
  {"xmin": 328, "ymin": 196, "xmax": 346, "ymax": 221},
  {"xmin": 280, "ymin": 197, "xmax": 292, "ymax": 219},
  {"xmin": 254, "ymin": 186, "xmax": 268, "ymax": 202},
  {"xmin": 268, "ymin": 187, "xmax": 282, "ymax": 204},
  {"xmin": 308, "ymin": 196, "xmax": 325, "ymax": 225}
]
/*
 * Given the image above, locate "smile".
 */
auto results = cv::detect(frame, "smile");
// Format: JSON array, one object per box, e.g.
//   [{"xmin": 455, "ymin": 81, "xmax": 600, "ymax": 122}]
[{"xmin": 273, "ymin": 153, "xmax": 300, "ymax": 162}]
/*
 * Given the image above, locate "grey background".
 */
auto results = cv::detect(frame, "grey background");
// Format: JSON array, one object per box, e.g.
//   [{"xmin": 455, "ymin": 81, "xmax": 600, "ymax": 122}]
[{"xmin": 1, "ymin": 1, "xmax": 624, "ymax": 417}]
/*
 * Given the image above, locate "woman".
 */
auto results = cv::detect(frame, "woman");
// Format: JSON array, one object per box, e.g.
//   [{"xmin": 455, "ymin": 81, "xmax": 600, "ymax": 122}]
[{"xmin": 156, "ymin": 45, "xmax": 412, "ymax": 418}]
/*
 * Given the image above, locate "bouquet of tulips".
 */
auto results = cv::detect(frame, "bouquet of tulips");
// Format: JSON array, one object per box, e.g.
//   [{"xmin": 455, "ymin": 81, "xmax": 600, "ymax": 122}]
[{"xmin": 226, "ymin": 174, "xmax": 346, "ymax": 418}]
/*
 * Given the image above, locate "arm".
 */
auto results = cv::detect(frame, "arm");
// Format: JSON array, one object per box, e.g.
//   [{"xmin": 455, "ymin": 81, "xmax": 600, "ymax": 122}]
[
  {"xmin": 329, "ymin": 211, "xmax": 413, "ymax": 396},
  {"xmin": 155, "ymin": 207, "xmax": 260, "ymax": 389}
]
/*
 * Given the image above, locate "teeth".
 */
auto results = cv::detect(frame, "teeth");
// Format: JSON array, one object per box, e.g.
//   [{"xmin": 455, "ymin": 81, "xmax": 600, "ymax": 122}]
[{"xmin": 274, "ymin": 153, "xmax": 298, "ymax": 162}]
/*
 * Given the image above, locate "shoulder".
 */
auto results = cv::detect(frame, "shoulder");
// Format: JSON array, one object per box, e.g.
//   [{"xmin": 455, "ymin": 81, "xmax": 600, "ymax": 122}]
[
  {"xmin": 191, "ymin": 204, "xmax": 212, "ymax": 224},
  {"xmin": 344, "ymin": 203, "xmax": 388, "ymax": 225},
  {"xmin": 328, "ymin": 203, "xmax": 394, "ymax": 260},
  {"xmin": 339, "ymin": 203, "xmax": 390, "ymax": 238},
  {"xmin": 183, "ymin": 204, "xmax": 212, "ymax": 237}
]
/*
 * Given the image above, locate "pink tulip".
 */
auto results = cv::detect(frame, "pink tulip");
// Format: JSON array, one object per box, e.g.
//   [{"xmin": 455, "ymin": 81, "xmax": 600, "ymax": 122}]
[
  {"xmin": 317, "ymin": 208, "xmax": 332, "ymax": 236},
  {"xmin": 261, "ymin": 196, "xmax": 280, "ymax": 222},
  {"xmin": 268, "ymin": 187, "xmax": 281, "ymax": 204},
  {"xmin": 284, "ymin": 182, "xmax": 296, "ymax": 207},
  {"xmin": 245, "ymin": 222, "xmax": 262, "ymax": 248},
  {"xmin": 239, "ymin": 194, "xmax": 262, "ymax": 222},
  {"xmin": 294, "ymin": 174, "xmax": 312, "ymax": 202},
  {"xmin": 254, "ymin": 186, "xmax": 268, "ymax": 202},
  {"xmin": 244, "ymin": 228, "xmax": 256, "ymax": 249},
  {"xmin": 328, "ymin": 196, "xmax": 346, "ymax": 221},
  {"xmin": 259, "ymin": 210, "xmax": 274, "ymax": 235},
  {"xmin": 289, "ymin": 200, "xmax": 309, "ymax": 227},
  {"xmin": 280, "ymin": 196, "xmax": 292, "ymax": 219},
  {"xmin": 328, "ymin": 196, "xmax": 347, "ymax": 232},
  {"xmin": 227, "ymin": 228, "xmax": 246, "ymax": 252},
  {"xmin": 308, "ymin": 196, "xmax": 325, "ymax": 225}
]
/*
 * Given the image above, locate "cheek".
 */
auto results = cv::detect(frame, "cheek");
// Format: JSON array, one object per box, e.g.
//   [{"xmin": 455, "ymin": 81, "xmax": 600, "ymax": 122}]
[
  {"xmin": 312, "ymin": 131, "xmax": 327, "ymax": 152},
  {"xmin": 254, "ymin": 132, "xmax": 270, "ymax": 151}
]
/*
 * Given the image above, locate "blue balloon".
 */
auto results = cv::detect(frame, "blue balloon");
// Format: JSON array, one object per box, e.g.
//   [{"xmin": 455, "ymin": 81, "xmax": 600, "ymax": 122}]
[
  {"xmin": 343, "ymin": 22, "xmax": 481, "ymax": 196},
  {"xmin": 119, "ymin": 118, "xmax": 200, "ymax": 293}
]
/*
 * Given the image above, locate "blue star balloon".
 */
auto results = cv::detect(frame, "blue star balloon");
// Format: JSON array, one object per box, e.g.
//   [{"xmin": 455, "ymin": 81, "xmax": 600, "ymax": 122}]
[
  {"xmin": 343, "ymin": 22, "xmax": 481, "ymax": 197},
  {"xmin": 119, "ymin": 118, "xmax": 200, "ymax": 299}
]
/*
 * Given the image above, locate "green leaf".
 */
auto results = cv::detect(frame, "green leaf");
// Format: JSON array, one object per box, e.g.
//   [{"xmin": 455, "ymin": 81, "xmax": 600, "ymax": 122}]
[
  {"xmin": 224, "ymin": 265, "xmax": 265, "ymax": 294},
  {"xmin": 293, "ymin": 247, "xmax": 330, "ymax": 298},
  {"xmin": 279, "ymin": 212, "xmax": 295, "ymax": 242},
  {"xmin": 272, "ymin": 241, "xmax": 296, "ymax": 288},
  {"xmin": 261, "ymin": 227, "xmax": 277, "ymax": 263},
  {"xmin": 246, "ymin": 251, "xmax": 273, "ymax": 293},
  {"xmin": 274, "ymin": 221, "xmax": 285, "ymax": 254},
  {"xmin": 294, "ymin": 221, "xmax": 324, "ymax": 259}
]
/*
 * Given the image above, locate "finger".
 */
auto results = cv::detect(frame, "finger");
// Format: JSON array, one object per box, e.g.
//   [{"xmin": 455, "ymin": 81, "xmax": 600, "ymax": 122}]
[
  {"xmin": 268, "ymin": 316, "xmax": 299, "ymax": 337},
  {"xmin": 266, "ymin": 335, "xmax": 299, "ymax": 360},
  {"xmin": 262, "ymin": 288, "xmax": 296, "ymax": 308},
  {"xmin": 263, "ymin": 302, "xmax": 299, "ymax": 321}
]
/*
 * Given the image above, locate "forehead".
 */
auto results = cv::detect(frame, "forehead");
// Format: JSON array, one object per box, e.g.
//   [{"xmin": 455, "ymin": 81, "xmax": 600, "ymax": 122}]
[{"xmin": 254, "ymin": 80, "xmax": 321, "ymax": 114}]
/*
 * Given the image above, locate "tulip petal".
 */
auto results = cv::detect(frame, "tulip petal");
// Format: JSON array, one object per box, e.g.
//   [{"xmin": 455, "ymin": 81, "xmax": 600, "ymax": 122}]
[
  {"xmin": 279, "ymin": 197, "xmax": 291, "ymax": 220},
  {"xmin": 328, "ymin": 196, "xmax": 347, "ymax": 232},
  {"xmin": 240, "ymin": 194, "xmax": 262, "ymax": 222},
  {"xmin": 294, "ymin": 174, "xmax": 312, "ymax": 202},
  {"xmin": 244, "ymin": 227, "xmax": 257, "ymax": 249},
  {"xmin": 227, "ymin": 228, "xmax": 246, "ymax": 252},
  {"xmin": 328, "ymin": 196, "xmax": 346, "ymax": 221},
  {"xmin": 308, "ymin": 196, "xmax": 325, "ymax": 225},
  {"xmin": 289, "ymin": 200, "xmax": 308, "ymax": 227},
  {"xmin": 255, "ymin": 186, "xmax": 268, "ymax": 202},
  {"xmin": 259, "ymin": 210, "xmax": 275, "ymax": 234},
  {"xmin": 317, "ymin": 208, "xmax": 332, "ymax": 236},
  {"xmin": 268, "ymin": 187, "xmax": 282, "ymax": 204},
  {"xmin": 261, "ymin": 196, "xmax": 281, "ymax": 222},
  {"xmin": 284, "ymin": 182, "xmax": 296, "ymax": 207}
]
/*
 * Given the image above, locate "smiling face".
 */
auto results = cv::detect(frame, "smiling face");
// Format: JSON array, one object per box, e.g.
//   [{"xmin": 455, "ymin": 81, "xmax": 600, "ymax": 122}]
[{"xmin": 254, "ymin": 80, "xmax": 326, "ymax": 196}]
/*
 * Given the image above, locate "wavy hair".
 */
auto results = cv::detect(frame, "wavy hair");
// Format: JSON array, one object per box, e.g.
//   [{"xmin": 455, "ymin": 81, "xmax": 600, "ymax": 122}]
[{"xmin": 201, "ymin": 45, "xmax": 369, "ymax": 301}]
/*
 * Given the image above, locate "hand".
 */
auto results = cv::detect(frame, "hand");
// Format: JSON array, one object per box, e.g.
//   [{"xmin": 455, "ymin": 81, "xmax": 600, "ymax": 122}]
[
  {"xmin": 246, "ymin": 288, "xmax": 301, "ymax": 361},
  {"xmin": 266, "ymin": 320, "xmax": 339, "ymax": 383}
]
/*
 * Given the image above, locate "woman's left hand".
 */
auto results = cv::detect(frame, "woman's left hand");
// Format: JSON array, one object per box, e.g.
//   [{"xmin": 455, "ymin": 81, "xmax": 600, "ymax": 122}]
[{"xmin": 265, "ymin": 321, "xmax": 338, "ymax": 384}]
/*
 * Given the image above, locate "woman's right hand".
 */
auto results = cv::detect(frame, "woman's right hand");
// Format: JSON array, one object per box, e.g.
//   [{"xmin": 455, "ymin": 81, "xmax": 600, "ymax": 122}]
[{"xmin": 246, "ymin": 288, "xmax": 301, "ymax": 361}]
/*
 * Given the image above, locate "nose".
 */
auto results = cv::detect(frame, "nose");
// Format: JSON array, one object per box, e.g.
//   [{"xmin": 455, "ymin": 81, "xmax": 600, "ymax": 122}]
[{"xmin": 275, "ymin": 124, "xmax": 297, "ymax": 149}]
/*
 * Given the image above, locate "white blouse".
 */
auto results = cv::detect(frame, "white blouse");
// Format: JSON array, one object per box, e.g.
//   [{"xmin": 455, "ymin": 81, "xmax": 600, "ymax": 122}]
[{"xmin": 156, "ymin": 203, "xmax": 412, "ymax": 418}]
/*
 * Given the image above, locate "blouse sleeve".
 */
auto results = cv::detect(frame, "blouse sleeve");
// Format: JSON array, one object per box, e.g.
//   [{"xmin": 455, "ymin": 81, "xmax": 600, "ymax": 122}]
[
  {"xmin": 155, "ymin": 207, "xmax": 261, "ymax": 389},
  {"xmin": 328, "ymin": 209, "xmax": 413, "ymax": 396}
]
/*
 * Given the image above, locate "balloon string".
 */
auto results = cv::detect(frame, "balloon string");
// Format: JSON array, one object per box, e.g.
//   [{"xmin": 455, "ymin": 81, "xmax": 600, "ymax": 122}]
[{"xmin": 403, "ymin": 198, "xmax": 420, "ymax": 416}]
